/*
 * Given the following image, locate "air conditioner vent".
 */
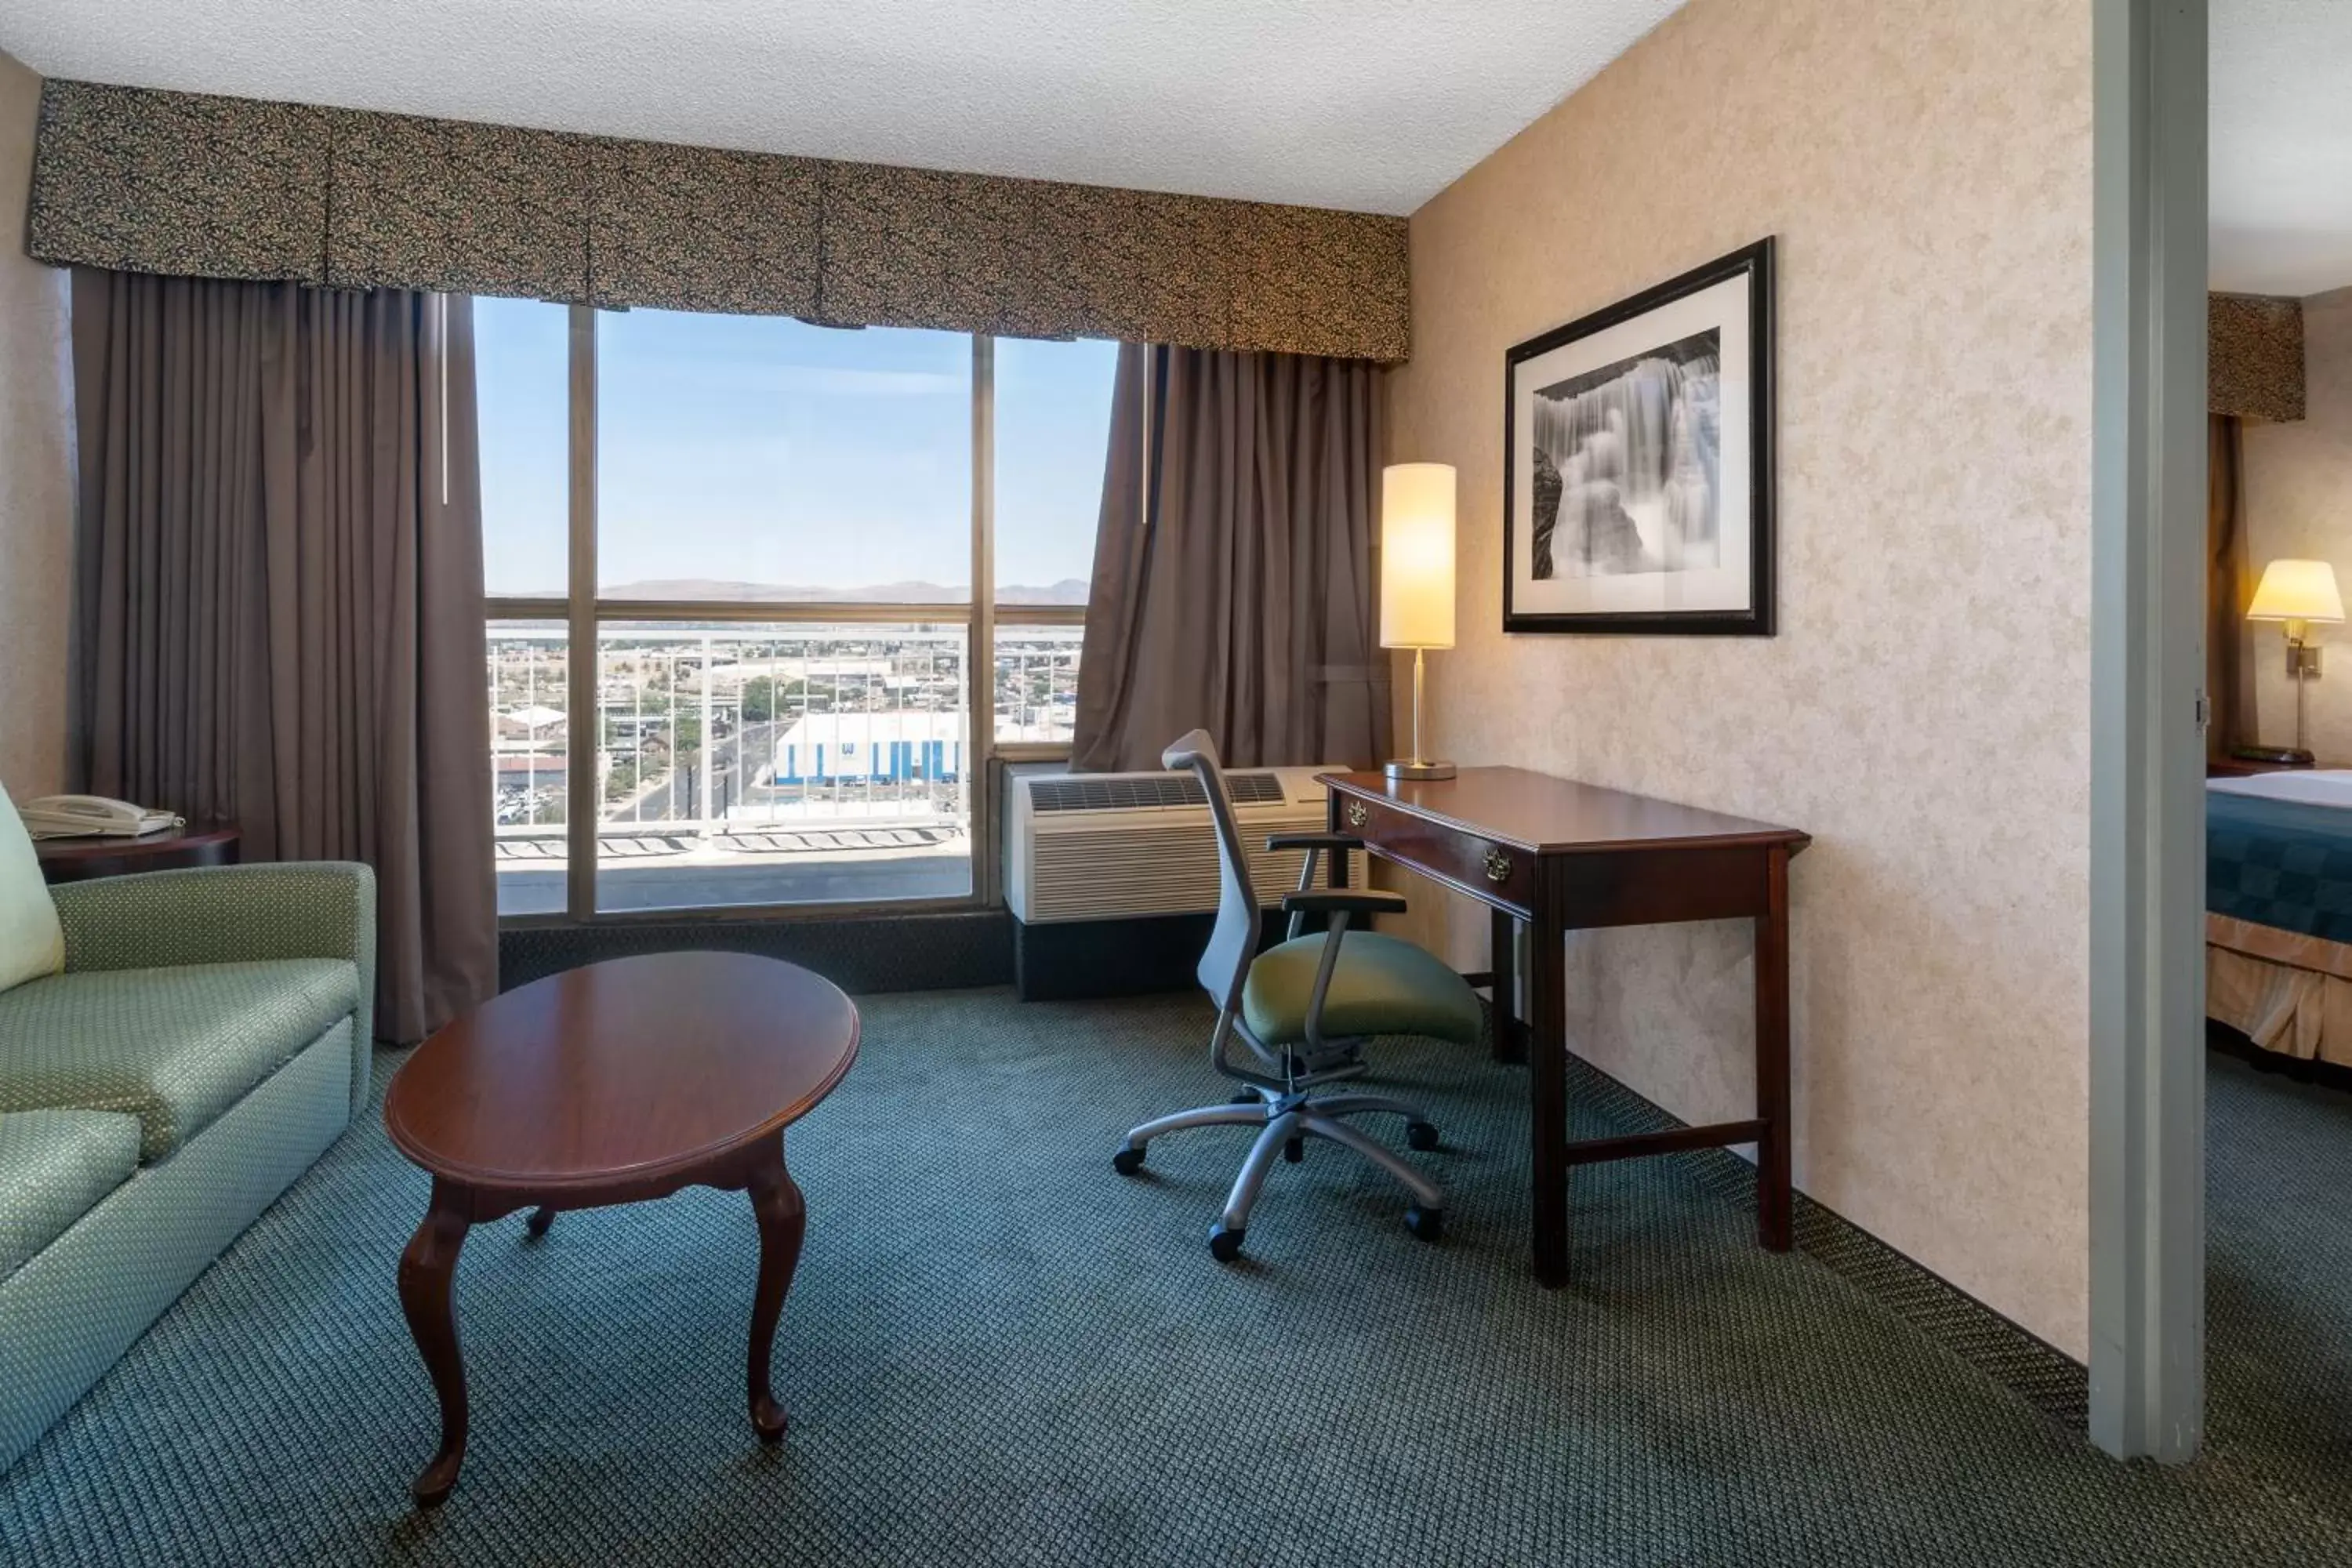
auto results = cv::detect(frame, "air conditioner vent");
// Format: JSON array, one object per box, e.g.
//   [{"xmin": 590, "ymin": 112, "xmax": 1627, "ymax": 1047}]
[{"xmin": 1029, "ymin": 771, "xmax": 1286, "ymax": 813}]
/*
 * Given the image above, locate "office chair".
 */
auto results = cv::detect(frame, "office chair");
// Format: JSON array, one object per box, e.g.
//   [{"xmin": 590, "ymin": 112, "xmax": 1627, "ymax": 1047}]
[{"xmin": 1113, "ymin": 729, "xmax": 1483, "ymax": 1260}]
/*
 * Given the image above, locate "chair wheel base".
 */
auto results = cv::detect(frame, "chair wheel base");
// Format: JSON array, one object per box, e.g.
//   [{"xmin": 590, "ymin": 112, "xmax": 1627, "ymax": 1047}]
[
  {"xmin": 1208, "ymin": 1224, "xmax": 1247, "ymax": 1262},
  {"xmin": 1112, "ymin": 1145, "xmax": 1145, "ymax": 1176},
  {"xmin": 1406, "ymin": 1120, "xmax": 1440, "ymax": 1152},
  {"xmin": 1404, "ymin": 1206, "xmax": 1444, "ymax": 1244}
]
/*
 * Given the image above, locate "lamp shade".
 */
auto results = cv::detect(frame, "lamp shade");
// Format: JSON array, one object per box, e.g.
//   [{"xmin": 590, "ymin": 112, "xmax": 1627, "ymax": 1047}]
[
  {"xmin": 2246, "ymin": 558, "xmax": 2347, "ymax": 624},
  {"xmin": 1381, "ymin": 463, "xmax": 1457, "ymax": 650}
]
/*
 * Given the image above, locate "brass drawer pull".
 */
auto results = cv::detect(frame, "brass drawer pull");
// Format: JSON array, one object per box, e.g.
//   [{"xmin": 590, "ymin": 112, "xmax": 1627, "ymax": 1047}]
[
  {"xmin": 1345, "ymin": 800, "xmax": 1368, "ymax": 829},
  {"xmin": 1483, "ymin": 848, "xmax": 1513, "ymax": 883}
]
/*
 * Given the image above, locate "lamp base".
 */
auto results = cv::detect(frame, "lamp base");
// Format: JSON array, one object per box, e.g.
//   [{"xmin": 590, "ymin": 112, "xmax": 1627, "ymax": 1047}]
[{"xmin": 1384, "ymin": 760, "xmax": 1457, "ymax": 782}]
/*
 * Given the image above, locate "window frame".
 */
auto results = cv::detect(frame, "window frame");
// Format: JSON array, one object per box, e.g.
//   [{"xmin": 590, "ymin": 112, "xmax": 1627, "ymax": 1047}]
[{"xmin": 485, "ymin": 305, "xmax": 1102, "ymax": 926}]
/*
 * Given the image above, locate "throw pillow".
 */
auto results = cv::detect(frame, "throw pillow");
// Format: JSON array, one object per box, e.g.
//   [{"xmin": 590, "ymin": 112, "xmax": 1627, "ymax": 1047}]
[{"xmin": 0, "ymin": 788, "xmax": 65, "ymax": 991}]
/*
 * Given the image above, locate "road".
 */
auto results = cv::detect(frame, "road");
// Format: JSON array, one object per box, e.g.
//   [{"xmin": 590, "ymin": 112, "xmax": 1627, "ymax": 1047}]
[{"xmin": 606, "ymin": 718, "xmax": 786, "ymax": 825}]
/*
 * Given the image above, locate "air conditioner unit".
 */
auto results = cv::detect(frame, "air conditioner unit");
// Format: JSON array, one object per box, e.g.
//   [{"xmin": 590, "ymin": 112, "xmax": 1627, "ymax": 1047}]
[{"xmin": 1002, "ymin": 762, "xmax": 1343, "ymax": 998}]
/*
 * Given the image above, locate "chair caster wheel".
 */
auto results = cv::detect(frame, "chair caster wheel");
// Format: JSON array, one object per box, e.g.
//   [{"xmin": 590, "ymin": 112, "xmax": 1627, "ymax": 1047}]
[
  {"xmin": 1208, "ymin": 1224, "xmax": 1247, "ymax": 1262},
  {"xmin": 1404, "ymin": 1206, "xmax": 1444, "ymax": 1243},
  {"xmin": 1406, "ymin": 1120, "xmax": 1440, "ymax": 1152},
  {"xmin": 1283, "ymin": 1135, "xmax": 1305, "ymax": 1163},
  {"xmin": 1112, "ymin": 1145, "xmax": 1145, "ymax": 1176},
  {"xmin": 1231, "ymin": 1090, "xmax": 1258, "ymax": 1105}
]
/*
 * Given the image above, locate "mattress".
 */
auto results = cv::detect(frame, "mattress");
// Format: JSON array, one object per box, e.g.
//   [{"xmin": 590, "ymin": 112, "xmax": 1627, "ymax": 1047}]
[
  {"xmin": 2206, "ymin": 771, "xmax": 2352, "ymax": 1062},
  {"xmin": 2205, "ymin": 772, "xmax": 2352, "ymax": 944}
]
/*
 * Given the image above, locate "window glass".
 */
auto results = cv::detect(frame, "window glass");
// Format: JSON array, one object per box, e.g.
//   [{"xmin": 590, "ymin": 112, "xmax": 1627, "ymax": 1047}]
[
  {"xmin": 590, "ymin": 621, "xmax": 972, "ymax": 911},
  {"xmin": 476, "ymin": 298, "xmax": 571, "ymax": 598},
  {"xmin": 597, "ymin": 312, "xmax": 972, "ymax": 601},
  {"xmin": 993, "ymin": 336, "xmax": 1118, "ymax": 604}
]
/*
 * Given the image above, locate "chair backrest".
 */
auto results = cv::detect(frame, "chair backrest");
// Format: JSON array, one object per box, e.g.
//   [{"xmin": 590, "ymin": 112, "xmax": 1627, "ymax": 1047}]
[{"xmin": 1161, "ymin": 729, "xmax": 1257, "ymax": 1013}]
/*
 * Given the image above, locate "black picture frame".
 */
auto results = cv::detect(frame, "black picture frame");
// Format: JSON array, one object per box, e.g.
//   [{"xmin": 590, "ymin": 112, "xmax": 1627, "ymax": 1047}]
[{"xmin": 1501, "ymin": 238, "xmax": 1776, "ymax": 635}]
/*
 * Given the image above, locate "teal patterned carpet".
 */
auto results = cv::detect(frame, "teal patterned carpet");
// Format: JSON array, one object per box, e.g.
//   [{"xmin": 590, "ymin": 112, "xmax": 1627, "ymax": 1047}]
[{"xmin": 0, "ymin": 989, "xmax": 2343, "ymax": 1566}]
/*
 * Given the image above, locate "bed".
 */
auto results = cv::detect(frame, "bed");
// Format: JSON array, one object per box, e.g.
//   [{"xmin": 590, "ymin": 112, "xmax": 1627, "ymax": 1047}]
[{"xmin": 2207, "ymin": 769, "xmax": 2352, "ymax": 1064}]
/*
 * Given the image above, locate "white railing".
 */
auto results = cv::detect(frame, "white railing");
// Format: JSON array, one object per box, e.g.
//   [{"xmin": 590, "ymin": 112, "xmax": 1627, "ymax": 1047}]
[{"xmin": 488, "ymin": 622, "xmax": 1083, "ymax": 858}]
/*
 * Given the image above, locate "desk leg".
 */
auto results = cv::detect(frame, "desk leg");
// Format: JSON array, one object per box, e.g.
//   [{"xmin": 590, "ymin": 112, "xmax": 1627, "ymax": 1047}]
[
  {"xmin": 1528, "ymin": 899, "xmax": 1570, "ymax": 1287},
  {"xmin": 1755, "ymin": 845, "xmax": 1794, "ymax": 1251},
  {"xmin": 1490, "ymin": 908, "xmax": 1524, "ymax": 1064}
]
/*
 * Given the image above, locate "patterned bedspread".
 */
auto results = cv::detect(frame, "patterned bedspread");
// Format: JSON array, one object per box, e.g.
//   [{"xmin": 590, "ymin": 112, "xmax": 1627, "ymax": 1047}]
[{"xmin": 2207, "ymin": 788, "xmax": 2352, "ymax": 943}]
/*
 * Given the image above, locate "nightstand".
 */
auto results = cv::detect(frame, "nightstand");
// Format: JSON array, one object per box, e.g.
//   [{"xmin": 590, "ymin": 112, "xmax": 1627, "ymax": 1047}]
[
  {"xmin": 34, "ymin": 822, "xmax": 241, "ymax": 884},
  {"xmin": 2207, "ymin": 754, "xmax": 2318, "ymax": 779}
]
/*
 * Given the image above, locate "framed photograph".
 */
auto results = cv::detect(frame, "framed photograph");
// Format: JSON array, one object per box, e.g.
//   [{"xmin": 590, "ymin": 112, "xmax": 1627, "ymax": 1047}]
[{"xmin": 1503, "ymin": 238, "xmax": 1775, "ymax": 635}]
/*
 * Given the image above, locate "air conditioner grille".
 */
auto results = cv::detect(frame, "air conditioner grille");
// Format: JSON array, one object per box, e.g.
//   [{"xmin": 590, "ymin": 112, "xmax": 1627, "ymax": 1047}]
[{"xmin": 1029, "ymin": 771, "xmax": 1285, "ymax": 813}]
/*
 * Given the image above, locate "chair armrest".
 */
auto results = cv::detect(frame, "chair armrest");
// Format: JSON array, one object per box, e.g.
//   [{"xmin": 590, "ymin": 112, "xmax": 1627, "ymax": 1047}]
[
  {"xmin": 1265, "ymin": 832, "xmax": 1366, "ymax": 855},
  {"xmin": 1280, "ymin": 889, "xmax": 1408, "ymax": 919},
  {"xmin": 51, "ymin": 863, "xmax": 378, "ymax": 1076}
]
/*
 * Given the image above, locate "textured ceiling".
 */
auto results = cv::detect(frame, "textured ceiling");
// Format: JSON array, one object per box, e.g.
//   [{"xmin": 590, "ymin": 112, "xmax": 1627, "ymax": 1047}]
[
  {"xmin": 0, "ymin": 0, "xmax": 1684, "ymax": 217},
  {"xmin": 2213, "ymin": 0, "xmax": 2352, "ymax": 297}
]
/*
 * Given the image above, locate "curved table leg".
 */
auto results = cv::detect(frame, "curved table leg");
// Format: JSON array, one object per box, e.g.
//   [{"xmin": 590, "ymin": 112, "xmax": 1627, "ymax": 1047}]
[
  {"xmin": 397, "ymin": 1186, "xmax": 473, "ymax": 1506},
  {"xmin": 746, "ymin": 1145, "xmax": 808, "ymax": 1442}
]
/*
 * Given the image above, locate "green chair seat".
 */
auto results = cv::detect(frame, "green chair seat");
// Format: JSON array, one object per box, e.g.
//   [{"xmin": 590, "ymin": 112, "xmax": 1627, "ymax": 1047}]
[
  {"xmin": 1241, "ymin": 931, "xmax": 1483, "ymax": 1048},
  {"xmin": 0, "ymin": 1109, "xmax": 141, "ymax": 1280},
  {"xmin": 0, "ymin": 959, "xmax": 358, "ymax": 1162}
]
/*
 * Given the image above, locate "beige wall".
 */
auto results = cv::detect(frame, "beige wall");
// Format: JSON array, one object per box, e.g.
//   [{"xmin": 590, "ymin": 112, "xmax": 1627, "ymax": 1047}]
[
  {"xmin": 1385, "ymin": 0, "xmax": 2096, "ymax": 1353},
  {"xmin": 2245, "ymin": 285, "xmax": 2352, "ymax": 760},
  {"xmin": 0, "ymin": 49, "xmax": 74, "ymax": 800}
]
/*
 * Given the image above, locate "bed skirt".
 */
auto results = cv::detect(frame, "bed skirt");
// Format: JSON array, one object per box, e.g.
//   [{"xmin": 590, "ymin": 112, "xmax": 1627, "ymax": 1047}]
[{"xmin": 2207, "ymin": 913, "xmax": 2352, "ymax": 1065}]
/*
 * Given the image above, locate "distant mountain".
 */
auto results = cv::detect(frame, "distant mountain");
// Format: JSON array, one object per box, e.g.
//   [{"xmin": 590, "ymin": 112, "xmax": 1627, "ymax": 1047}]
[{"xmin": 596, "ymin": 578, "xmax": 1089, "ymax": 605}]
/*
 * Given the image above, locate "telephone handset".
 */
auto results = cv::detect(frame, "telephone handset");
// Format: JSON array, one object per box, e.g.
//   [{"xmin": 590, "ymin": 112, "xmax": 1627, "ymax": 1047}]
[{"xmin": 18, "ymin": 795, "xmax": 184, "ymax": 840}]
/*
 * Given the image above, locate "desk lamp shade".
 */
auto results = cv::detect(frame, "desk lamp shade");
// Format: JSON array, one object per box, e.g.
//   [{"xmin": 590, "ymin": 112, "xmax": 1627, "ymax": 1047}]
[
  {"xmin": 1381, "ymin": 463, "xmax": 1457, "ymax": 651},
  {"xmin": 2246, "ymin": 558, "xmax": 2345, "ymax": 630},
  {"xmin": 1380, "ymin": 463, "xmax": 1457, "ymax": 781}
]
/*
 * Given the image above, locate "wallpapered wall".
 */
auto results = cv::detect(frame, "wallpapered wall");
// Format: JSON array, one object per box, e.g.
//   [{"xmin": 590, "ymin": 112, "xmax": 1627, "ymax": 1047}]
[
  {"xmin": 2245, "ymin": 285, "xmax": 2352, "ymax": 760},
  {"xmin": 0, "ymin": 49, "xmax": 74, "ymax": 800},
  {"xmin": 1384, "ymin": 0, "xmax": 2096, "ymax": 1354}
]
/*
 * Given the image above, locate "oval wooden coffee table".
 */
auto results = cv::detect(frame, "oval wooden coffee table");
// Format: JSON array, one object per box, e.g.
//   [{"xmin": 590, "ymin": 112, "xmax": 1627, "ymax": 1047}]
[{"xmin": 384, "ymin": 951, "xmax": 859, "ymax": 1506}]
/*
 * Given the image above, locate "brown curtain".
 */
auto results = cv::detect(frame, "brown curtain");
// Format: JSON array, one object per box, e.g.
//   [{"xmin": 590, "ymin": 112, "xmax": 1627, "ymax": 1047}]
[
  {"xmin": 2209, "ymin": 413, "xmax": 2257, "ymax": 757},
  {"xmin": 70, "ymin": 268, "xmax": 496, "ymax": 1042},
  {"xmin": 1071, "ymin": 344, "xmax": 1391, "ymax": 771}
]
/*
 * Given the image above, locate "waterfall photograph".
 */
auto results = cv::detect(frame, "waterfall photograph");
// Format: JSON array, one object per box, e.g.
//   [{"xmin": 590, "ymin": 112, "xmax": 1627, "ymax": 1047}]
[
  {"xmin": 1530, "ymin": 328, "xmax": 1720, "ymax": 580},
  {"xmin": 1504, "ymin": 239, "xmax": 1776, "ymax": 635}
]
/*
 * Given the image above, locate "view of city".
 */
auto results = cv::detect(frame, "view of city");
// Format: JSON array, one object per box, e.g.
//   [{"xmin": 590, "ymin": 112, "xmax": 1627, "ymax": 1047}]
[{"xmin": 488, "ymin": 622, "xmax": 1082, "ymax": 913}]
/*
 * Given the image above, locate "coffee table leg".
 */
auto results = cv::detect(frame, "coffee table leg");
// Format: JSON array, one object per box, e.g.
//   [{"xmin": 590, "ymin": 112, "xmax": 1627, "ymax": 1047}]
[
  {"xmin": 746, "ymin": 1146, "xmax": 808, "ymax": 1442},
  {"xmin": 524, "ymin": 1205, "xmax": 555, "ymax": 1239},
  {"xmin": 398, "ymin": 1186, "xmax": 472, "ymax": 1505}
]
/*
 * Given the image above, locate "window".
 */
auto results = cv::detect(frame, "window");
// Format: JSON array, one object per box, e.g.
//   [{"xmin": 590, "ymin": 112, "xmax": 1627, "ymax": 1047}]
[
  {"xmin": 479, "ymin": 307, "xmax": 1118, "ymax": 918},
  {"xmin": 993, "ymin": 336, "xmax": 1116, "ymax": 746}
]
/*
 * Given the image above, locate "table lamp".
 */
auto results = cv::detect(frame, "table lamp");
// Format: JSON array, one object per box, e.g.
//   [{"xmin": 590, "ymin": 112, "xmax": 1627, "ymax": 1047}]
[
  {"xmin": 2245, "ymin": 557, "xmax": 2345, "ymax": 764},
  {"xmin": 1381, "ymin": 463, "xmax": 1457, "ymax": 782}
]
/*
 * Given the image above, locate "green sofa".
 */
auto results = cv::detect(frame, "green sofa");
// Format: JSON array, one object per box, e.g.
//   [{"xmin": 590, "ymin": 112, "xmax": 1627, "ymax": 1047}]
[{"xmin": 0, "ymin": 862, "xmax": 375, "ymax": 1470}]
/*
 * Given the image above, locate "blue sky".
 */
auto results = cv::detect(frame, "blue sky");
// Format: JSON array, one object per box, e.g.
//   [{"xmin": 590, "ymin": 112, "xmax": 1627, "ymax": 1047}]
[{"xmin": 475, "ymin": 298, "xmax": 1117, "ymax": 597}]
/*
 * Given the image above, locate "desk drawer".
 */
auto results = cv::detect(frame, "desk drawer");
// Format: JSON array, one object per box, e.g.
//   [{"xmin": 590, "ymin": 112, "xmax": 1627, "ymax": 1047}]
[{"xmin": 1338, "ymin": 792, "xmax": 1537, "ymax": 914}]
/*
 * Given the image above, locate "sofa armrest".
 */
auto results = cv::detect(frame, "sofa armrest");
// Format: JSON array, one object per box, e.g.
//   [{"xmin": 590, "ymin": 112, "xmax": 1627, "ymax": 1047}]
[{"xmin": 50, "ymin": 864, "xmax": 378, "ymax": 1109}]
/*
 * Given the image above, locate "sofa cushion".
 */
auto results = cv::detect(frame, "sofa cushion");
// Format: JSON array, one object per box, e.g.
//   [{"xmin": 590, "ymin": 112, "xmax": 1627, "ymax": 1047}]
[
  {"xmin": 0, "ymin": 959, "xmax": 358, "ymax": 1162},
  {"xmin": 1242, "ymin": 930, "xmax": 1483, "ymax": 1048},
  {"xmin": 0, "ymin": 790, "xmax": 64, "ymax": 996},
  {"xmin": 0, "ymin": 1109, "xmax": 140, "ymax": 1280}
]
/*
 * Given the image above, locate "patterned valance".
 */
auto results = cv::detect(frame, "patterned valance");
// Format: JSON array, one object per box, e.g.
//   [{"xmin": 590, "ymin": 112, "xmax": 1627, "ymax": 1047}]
[
  {"xmin": 24, "ymin": 80, "xmax": 1410, "ymax": 362},
  {"xmin": 2210, "ymin": 292, "xmax": 2303, "ymax": 423}
]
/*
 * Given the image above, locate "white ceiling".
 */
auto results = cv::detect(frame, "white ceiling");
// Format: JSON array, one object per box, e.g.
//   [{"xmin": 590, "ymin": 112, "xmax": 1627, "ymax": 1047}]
[
  {"xmin": 0, "ymin": 0, "xmax": 1685, "ymax": 217},
  {"xmin": 2213, "ymin": 0, "xmax": 2352, "ymax": 297}
]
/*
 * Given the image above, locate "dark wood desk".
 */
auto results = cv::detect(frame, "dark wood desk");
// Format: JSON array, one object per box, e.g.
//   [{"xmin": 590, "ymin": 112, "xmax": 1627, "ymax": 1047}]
[{"xmin": 1316, "ymin": 768, "xmax": 1809, "ymax": 1287}]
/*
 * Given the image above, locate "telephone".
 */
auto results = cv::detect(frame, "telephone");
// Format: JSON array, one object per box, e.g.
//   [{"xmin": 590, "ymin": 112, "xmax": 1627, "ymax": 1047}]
[{"xmin": 18, "ymin": 795, "xmax": 184, "ymax": 840}]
